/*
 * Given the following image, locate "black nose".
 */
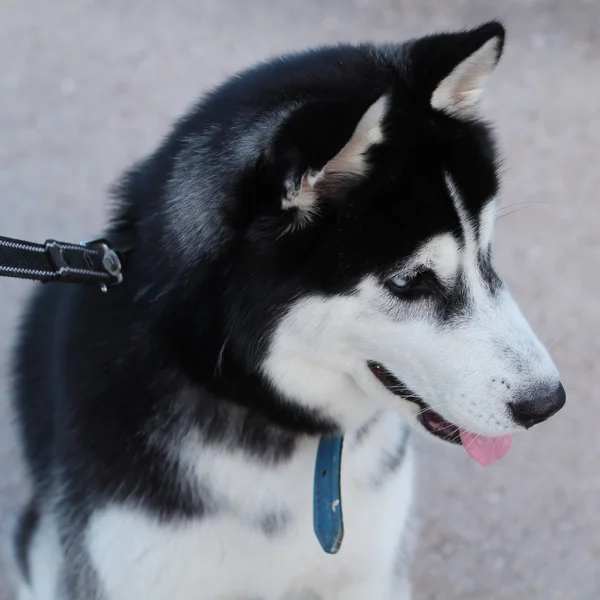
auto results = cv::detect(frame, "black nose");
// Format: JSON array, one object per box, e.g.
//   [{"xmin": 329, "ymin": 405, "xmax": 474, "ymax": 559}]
[{"xmin": 510, "ymin": 383, "xmax": 566, "ymax": 429}]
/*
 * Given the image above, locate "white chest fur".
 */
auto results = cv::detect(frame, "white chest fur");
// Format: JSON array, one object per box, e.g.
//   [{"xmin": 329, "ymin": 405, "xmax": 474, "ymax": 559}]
[{"xmin": 86, "ymin": 413, "xmax": 414, "ymax": 600}]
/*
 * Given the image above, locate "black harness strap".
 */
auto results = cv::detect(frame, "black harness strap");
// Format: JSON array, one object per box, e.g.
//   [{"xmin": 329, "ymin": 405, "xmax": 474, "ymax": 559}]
[{"xmin": 0, "ymin": 236, "xmax": 123, "ymax": 288}]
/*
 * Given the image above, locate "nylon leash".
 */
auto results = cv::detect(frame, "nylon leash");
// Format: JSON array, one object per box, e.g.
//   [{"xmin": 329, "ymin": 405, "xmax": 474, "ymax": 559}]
[{"xmin": 0, "ymin": 236, "xmax": 124, "ymax": 291}]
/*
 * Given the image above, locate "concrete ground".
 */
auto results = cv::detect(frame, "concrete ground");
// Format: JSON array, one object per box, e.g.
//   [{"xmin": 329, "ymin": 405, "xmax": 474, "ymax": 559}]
[{"xmin": 1, "ymin": 1, "xmax": 599, "ymax": 598}]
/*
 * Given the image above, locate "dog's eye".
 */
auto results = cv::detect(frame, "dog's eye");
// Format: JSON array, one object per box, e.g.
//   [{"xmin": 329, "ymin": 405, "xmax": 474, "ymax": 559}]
[
  {"xmin": 388, "ymin": 275, "xmax": 408, "ymax": 289},
  {"xmin": 386, "ymin": 271, "xmax": 433, "ymax": 299}
]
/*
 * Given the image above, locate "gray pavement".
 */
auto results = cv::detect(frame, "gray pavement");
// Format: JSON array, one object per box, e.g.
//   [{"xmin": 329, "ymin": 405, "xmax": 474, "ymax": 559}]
[{"xmin": 1, "ymin": 1, "xmax": 599, "ymax": 598}]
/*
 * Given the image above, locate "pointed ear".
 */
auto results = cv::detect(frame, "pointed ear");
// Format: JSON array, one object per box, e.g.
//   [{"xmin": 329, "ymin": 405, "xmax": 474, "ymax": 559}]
[
  {"xmin": 409, "ymin": 21, "xmax": 505, "ymax": 119},
  {"xmin": 322, "ymin": 95, "xmax": 388, "ymax": 178},
  {"xmin": 431, "ymin": 35, "xmax": 503, "ymax": 117},
  {"xmin": 281, "ymin": 95, "xmax": 388, "ymax": 222}
]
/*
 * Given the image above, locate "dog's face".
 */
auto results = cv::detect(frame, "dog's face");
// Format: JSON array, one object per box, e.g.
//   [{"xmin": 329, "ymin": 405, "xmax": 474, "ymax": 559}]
[{"xmin": 159, "ymin": 22, "xmax": 564, "ymax": 464}]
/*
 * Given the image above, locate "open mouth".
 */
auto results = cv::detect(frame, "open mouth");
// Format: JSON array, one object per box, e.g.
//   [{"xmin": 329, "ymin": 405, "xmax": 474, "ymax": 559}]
[
  {"xmin": 367, "ymin": 360, "xmax": 514, "ymax": 466},
  {"xmin": 367, "ymin": 361, "xmax": 461, "ymax": 445}
]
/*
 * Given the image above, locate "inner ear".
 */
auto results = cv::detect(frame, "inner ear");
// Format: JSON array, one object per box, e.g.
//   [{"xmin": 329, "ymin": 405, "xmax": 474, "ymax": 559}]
[
  {"xmin": 322, "ymin": 95, "xmax": 388, "ymax": 179},
  {"xmin": 281, "ymin": 95, "xmax": 388, "ymax": 222},
  {"xmin": 431, "ymin": 36, "xmax": 503, "ymax": 118}
]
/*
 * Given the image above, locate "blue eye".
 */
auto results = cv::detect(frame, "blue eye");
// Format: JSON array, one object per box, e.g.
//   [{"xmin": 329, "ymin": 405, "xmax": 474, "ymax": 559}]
[
  {"xmin": 386, "ymin": 271, "xmax": 434, "ymax": 298},
  {"xmin": 389, "ymin": 275, "xmax": 408, "ymax": 289}
]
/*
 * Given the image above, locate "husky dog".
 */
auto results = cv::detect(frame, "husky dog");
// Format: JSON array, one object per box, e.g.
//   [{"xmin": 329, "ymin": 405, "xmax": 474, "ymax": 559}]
[{"xmin": 10, "ymin": 21, "xmax": 565, "ymax": 600}]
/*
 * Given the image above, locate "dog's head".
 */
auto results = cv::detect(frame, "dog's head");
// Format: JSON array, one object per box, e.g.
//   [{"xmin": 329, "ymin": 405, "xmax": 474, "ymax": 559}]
[{"xmin": 138, "ymin": 21, "xmax": 564, "ymax": 464}]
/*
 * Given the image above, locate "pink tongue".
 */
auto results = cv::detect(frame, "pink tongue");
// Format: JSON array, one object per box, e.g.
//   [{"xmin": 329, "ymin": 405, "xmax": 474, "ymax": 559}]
[{"xmin": 459, "ymin": 429, "xmax": 513, "ymax": 467}]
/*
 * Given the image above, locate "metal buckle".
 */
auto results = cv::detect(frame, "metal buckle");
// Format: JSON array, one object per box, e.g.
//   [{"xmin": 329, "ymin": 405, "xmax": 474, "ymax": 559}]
[{"xmin": 82, "ymin": 237, "xmax": 123, "ymax": 292}]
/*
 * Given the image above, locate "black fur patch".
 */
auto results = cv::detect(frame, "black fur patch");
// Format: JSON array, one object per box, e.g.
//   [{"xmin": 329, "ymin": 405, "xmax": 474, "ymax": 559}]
[
  {"xmin": 353, "ymin": 413, "xmax": 381, "ymax": 447},
  {"xmin": 479, "ymin": 250, "xmax": 504, "ymax": 296},
  {"xmin": 372, "ymin": 427, "xmax": 411, "ymax": 488},
  {"xmin": 257, "ymin": 510, "xmax": 291, "ymax": 537},
  {"xmin": 13, "ymin": 499, "xmax": 40, "ymax": 583}
]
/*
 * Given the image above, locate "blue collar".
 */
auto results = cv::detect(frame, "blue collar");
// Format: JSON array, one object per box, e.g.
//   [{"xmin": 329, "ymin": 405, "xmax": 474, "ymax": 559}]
[{"xmin": 313, "ymin": 435, "xmax": 344, "ymax": 554}]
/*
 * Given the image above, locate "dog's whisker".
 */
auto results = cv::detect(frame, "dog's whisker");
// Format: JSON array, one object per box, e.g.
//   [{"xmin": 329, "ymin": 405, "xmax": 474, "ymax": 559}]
[
  {"xmin": 464, "ymin": 433, "xmax": 483, "ymax": 454},
  {"xmin": 415, "ymin": 403, "xmax": 453, "ymax": 417},
  {"xmin": 496, "ymin": 204, "xmax": 543, "ymax": 220},
  {"xmin": 545, "ymin": 334, "xmax": 568, "ymax": 352},
  {"xmin": 496, "ymin": 199, "xmax": 548, "ymax": 214},
  {"xmin": 498, "ymin": 199, "xmax": 549, "ymax": 209}
]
